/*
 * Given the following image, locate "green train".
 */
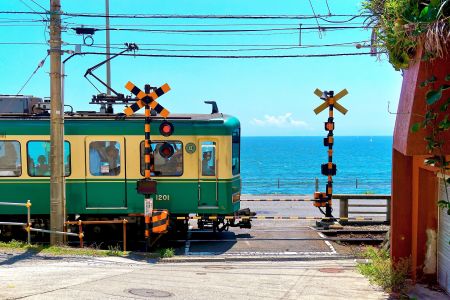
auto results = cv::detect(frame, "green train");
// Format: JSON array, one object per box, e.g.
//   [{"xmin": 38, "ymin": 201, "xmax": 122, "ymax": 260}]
[{"xmin": 0, "ymin": 95, "xmax": 249, "ymax": 241}]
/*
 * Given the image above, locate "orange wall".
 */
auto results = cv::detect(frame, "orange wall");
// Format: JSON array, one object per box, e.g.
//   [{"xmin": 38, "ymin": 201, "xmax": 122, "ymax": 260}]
[{"xmin": 392, "ymin": 45, "xmax": 449, "ymax": 280}]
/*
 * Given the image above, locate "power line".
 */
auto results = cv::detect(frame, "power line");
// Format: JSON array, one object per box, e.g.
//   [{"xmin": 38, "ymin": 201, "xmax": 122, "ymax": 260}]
[
  {"xmin": 307, "ymin": 0, "xmax": 322, "ymax": 38},
  {"xmin": 18, "ymin": 0, "xmax": 39, "ymax": 14},
  {"xmin": 16, "ymin": 54, "xmax": 49, "ymax": 95},
  {"xmin": 0, "ymin": 11, "xmax": 373, "ymax": 20},
  {"xmin": 63, "ymin": 21, "xmax": 366, "ymax": 27},
  {"xmin": 0, "ymin": 40, "xmax": 370, "ymax": 49},
  {"xmin": 325, "ymin": 0, "xmax": 332, "ymax": 15},
  {"xmin": 29, "ymin": 0, "xmax": 47, "ymax": 12},
  {"xmin": 69, "ymin": 51, "xmax": 384, "ymax": 59},
  {"xmin": 85, "ymin": 41, "xmax": 367, "ymax": 52},
  {"xmin": 72, "ymin": 25, "xmax": 367, "ymax": 34}
]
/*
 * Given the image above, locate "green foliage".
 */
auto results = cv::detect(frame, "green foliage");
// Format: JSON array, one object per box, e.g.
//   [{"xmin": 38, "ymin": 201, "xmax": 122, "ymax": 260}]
[
  {"xmin": 412, "ymin": 74, "xmax": 450, "ymax": 239},
  {"xmin": 106, "ymin": 245, "xmax": 126, "ymax": 256},
  {"xmin": 362, "ymin": 0, "xmax": 450, "ymax": 70},
  {"xmin": 357, "ymin": 247, "xmax": 410, "ymax": 293},
  {"xmin": 0, "ymin": 240, "xmax": 125, "ymax": 256},
  {"xmin": 159, "ymin": 247, "xmax": 175, "ymax": 258}
]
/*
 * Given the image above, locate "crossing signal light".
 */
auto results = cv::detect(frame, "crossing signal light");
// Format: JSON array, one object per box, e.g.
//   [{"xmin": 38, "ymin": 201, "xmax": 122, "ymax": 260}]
[
  {"xmin": 159, "ymin": 121, "xmax": 174, "ymax": 137},
  {"xmin": 321, "ymin": 163, "xmax": 337, "ymax": 176},
  {"xmin": 159, "ymin": 142, "xmax": 174, "ymax": 158}
]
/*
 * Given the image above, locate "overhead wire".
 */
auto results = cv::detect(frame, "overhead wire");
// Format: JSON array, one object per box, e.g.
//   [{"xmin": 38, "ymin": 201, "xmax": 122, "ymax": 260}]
[
  {"xmin": 83, "ymin": 25, "xmax": 367, "ymax": 33},
  {"xmin": 29, "ymin": 0, "xmax": 47, "ymax": 12},
  {"xmin": 0, "ymin": 11, "xmax": 373, "ymax": 20},
  {"xmin": 16, "ymin": 54, "xmax": 49, "ymax": 95},
  {"xmin": 83, "ymin": 40, "xmax": 369, "ymax": 52},
  {"xmin": 307, "ymin": 0, "xmax": 323, "ymax": 38},
  {"xmin": 325, "ymin": 0, "xmax": 332, "ymax": 16},
  {"xmin": 69, "ymin": 51, "xmax": 384, "ymax": 59},
  {"xmin": 18, "ymin": 0, "xmax": 39, "ymax": 14}
]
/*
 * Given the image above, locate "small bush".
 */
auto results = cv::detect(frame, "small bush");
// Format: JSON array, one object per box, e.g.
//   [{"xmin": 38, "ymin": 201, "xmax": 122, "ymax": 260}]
[
  {"xmin": 357, "ymin": 247, "xmax": 410, "ymax": 293},
  {"xmin": 106, "ymin": 245, "xmax": 123, "ymax": 256},
  {"xmin": 159, "ymin": 247, "xmax": 175, "ymax": 258}
]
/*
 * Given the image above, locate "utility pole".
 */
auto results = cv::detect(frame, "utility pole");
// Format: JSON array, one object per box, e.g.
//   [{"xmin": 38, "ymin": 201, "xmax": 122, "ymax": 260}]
[
  {"xmin": 105, "ymin": 0, "xmax": 111, "ymax": 95},
  {"xmin": 49, "ymin": 0, "xmax": 65, "ymax": 245}
]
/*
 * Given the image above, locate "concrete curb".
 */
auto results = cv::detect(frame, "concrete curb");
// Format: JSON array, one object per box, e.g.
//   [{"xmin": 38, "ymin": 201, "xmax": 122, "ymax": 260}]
[{"xmin": 159, "ymin": 254, "xmax": 357, "ymax": 263}]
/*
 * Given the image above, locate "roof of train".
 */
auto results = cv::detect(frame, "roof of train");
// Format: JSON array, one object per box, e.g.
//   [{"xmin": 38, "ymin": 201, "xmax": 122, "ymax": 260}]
[{"xmin": 0, "ymin": 113, "xmax": 240, "ymax": 136}]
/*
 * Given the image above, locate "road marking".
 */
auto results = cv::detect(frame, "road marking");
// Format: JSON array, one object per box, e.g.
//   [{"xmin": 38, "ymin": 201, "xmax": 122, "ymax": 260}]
[
  {"xmin": 187, "ymin": 251, "xmax": 336, "ymax": 256},
  {"xmin": 315, "ymin": 229, "xmax": 337, "ymax": 254}
]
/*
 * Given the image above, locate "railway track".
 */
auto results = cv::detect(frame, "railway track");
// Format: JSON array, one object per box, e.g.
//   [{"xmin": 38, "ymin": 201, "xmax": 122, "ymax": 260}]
[{"xmin": 317, "ymin": 228, "xmax": 388, "ymax": 244}]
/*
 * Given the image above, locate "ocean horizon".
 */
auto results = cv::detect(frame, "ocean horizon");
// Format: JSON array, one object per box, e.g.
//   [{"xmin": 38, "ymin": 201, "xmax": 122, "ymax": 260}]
[{"xmin": 240, "ymin": 136, "xmax": 392, "ymax": 195}]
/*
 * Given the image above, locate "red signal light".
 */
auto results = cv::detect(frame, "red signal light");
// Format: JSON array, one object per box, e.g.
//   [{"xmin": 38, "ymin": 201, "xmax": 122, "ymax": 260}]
[
  {"xmin": 159, "ymin": 121, "xmax": 174, "ymax": 137},
  {"xmin": 159, "ymin": 142, "xmax": 174, "ymax": 158}
]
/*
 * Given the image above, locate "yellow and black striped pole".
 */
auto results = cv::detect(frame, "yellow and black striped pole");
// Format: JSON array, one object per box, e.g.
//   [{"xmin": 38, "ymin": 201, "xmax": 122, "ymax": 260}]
[
  {"xmin": 324, "ymin": 91, "xmax": 335, "ymax": 218},
  {"xmin": 313, "ymin": 89, "xmax": 348, "ymax": 219},
  {"xmin": 143, "ymin": 84, "xmax": 153, "ymax": 243}
]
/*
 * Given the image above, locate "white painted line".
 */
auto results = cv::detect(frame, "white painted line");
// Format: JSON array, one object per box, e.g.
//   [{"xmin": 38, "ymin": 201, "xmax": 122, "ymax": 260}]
[
  {"xmin": 316, "ymin": 231, "xmax": 337, "ymax": 254},
  {"xmin": 187, "ymin": 251, "xmax": 336, "ymax": 256}
]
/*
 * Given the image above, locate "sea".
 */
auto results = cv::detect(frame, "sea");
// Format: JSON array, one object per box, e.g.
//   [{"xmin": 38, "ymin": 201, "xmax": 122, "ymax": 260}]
[{"xmin": 240, "ymin": 136, "xmax": 392, "ymax": 195}]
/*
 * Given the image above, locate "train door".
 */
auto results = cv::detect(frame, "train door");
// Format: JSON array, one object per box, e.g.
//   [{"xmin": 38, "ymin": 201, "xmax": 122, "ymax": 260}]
[
  {"xmin": 85, "ymin": 137, "xmax": 127, "ymax": 208},
  {"xmin": 198, "ymin": 140, "xmax": 218, "ymax": 208}
]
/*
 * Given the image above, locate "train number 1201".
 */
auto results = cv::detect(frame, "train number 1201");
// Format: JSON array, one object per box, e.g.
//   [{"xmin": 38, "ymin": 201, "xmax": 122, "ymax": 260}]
[{"xmin": 156, "ymin": 194, "xmax": 170, "ymax": 201}]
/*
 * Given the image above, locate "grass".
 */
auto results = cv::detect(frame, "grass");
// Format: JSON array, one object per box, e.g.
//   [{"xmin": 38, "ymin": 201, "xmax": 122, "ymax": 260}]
[
  {"xmin": 357, "ymin": 247, "xmax": 410, "ymax": 294},
  {"xmin": 159, "ymin": 247, "xmax": 175, "ymax": 258},
  {"xmin": 0, "ymin": 240, "xmax": 127, "ymax": 257},
  {"xmin": 0, "ymin": 240, "xmax": 175, "ymax": 259}
]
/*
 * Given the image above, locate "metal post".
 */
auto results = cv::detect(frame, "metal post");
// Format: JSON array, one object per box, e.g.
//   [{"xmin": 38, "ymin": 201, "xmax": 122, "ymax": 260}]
[
  {"xmin": 78, "ymin": 220, "xmax": 83, "ymax": 248},
  {"xmin": 122, "ymin": 219, "xmax": 127, "ymax": 252},
  {"xmin": 144, "ymin": 85, "xmax": 153, "ymax": 247},
  {"xmin": 339, "ymin": 197, "xmax": 348, "ymax": 223},
  {"xmin": 386, "ymin": 198, "xmax": 391, "ymax": 224},
  {"xmin": 105, "ymin": 0, "xmax": 111, "ymax": 95},
  {"xmin": 49, "ymin": 0, "xmax": 65, "ymax": 245},
  {"xmin": 26, "ymin": 200, "xmax": 31, "ymax": 244},
  {"xmin": 315, "ymin": 177, "xmax": 319, "ymax": 192},
  {"xmin": 325, "ymin": 91, "xmax": 334, "ymax": 218}
]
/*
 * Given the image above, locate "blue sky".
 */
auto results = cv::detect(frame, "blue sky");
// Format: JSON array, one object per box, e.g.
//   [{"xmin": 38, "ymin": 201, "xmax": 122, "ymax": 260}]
[{"xmin": 0, "ymin": 0, "xmax": 403, "ymax": 136}]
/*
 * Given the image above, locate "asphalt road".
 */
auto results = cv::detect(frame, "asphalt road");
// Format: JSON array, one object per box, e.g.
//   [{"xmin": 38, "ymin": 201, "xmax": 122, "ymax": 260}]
[{"xmin": 168, "ymin": 197, "xmax": 388, "ymax": 257}]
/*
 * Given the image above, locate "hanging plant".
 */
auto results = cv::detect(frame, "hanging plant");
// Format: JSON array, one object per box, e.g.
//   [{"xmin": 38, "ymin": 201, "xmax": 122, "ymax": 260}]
[{"xmin": 362, "ymin": 0, "xmax": 450, "ymax": 70}]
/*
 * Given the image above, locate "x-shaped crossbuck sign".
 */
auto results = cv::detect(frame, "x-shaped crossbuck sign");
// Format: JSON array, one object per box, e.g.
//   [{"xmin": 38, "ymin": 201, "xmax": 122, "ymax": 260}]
[
  {"xmin": 313, "ymin": 88, "xmax": 348, "ymax": 115},
  {"xmin": 123, "ymin": 81, "xmax": 171, "ymax": 117}
]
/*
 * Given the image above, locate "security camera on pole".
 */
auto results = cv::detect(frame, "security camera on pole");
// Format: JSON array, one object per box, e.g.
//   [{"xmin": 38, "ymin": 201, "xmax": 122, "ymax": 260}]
[{"xmin": 313, "ymin": 88, "xmax": 348, "ymax": 229}]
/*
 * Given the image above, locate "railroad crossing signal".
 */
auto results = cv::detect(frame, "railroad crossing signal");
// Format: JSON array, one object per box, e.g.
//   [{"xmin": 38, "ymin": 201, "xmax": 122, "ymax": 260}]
[
  {"xmin": 312, "ymin": 88, "xmax": 348, "ymax": 222},
  {"xmin": 124, "ymin": 81, "xmax": 172, "ymax": 245},
  {"xmin": 313, "ymin": 88, "xmax": 348, "ymax": 115},
  {"xmin": 124, "ymin": 81, "xmax": 171, "ymax": 117}
]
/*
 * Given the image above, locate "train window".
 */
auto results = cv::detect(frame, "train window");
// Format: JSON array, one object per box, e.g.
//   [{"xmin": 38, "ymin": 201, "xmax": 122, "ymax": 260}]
[
  {"xmin": 232, "ymin": 128, "xmax": 240, "ymax": 175},
  {"xmin": 140, "ymin": 141, "xmax": 183, "ymax": 176},
  {"xmin": 201, "ymin": 142, "xmax": 216, "ymax": 176},
  {"xmin": 0, "ymin": 141, "xmax": 21, "ymax": 177},
  {"xmin": 89, "ymin": 141, "xmax": 121, "ymax": 176},
  {"xmin": 27, "ymin": 141, "xmax": 71, "ymax": 177}
]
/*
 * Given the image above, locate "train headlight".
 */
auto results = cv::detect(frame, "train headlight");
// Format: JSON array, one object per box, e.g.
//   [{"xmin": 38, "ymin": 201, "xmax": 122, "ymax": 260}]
[
  {"xmin": 159, "ymin": 142, "xmax": 175, "ymax": 158},
  {"xmin": 159, "ymin": 121, "xmax": 174, "ymax": 137}
]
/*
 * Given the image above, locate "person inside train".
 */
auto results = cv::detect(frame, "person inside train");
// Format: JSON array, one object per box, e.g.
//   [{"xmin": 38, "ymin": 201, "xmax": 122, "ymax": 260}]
[
  {"xmin": 202, "ymin": 151, "xmax": 215, "ymax": 176},
  {"xmin": 36, "ymin": 155, "xmax": 50, "ymax": 176},
  {"xmin": 90, "ymin": 141, "xmax": 107, "ymax": 176},
  {"xmin": 0, "ymin": 142, "xmax": 20, "ymax": 176},
  {"xmin": 105, "ymin": 142, "xmax": 120, "ymax": 175}
]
